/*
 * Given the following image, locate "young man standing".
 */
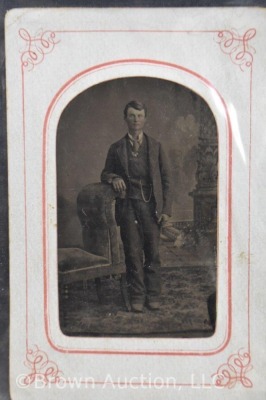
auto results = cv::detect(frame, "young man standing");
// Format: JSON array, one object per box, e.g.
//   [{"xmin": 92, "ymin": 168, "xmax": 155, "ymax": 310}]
[{"xmin": 101, "ymin": 100, "xmax": 173, "ymax": 312}]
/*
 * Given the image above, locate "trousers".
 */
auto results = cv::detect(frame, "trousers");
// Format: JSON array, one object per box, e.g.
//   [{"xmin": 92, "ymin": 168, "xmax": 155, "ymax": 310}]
[{"xmin": 119, "ymin": 198, "xmax": 161, "ymax": 304}]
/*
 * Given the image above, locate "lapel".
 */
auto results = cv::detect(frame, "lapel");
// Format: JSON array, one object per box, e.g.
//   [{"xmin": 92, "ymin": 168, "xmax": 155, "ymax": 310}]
[
  {"xmin": 115, "ymin": 134, "xmax": 158, "ymax": 179},
  {"xmin": 116, "ymin": 136, "xmax": 129, "ymax": 177},
  {"xmin": 145, "ymin": 134, "xmax": 157, "ymax": 179}
]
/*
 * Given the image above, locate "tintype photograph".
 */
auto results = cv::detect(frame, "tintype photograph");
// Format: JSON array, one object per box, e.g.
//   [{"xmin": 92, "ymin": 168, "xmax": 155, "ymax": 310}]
[{"xmin": 57, "ymin": 77, "xmax": 218, "ymax": 337}]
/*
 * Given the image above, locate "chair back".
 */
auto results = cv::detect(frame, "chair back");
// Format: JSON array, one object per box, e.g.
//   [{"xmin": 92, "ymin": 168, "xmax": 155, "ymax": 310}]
[{"xmin": 77, "ymin": 183, "xmax": 120, "ymax": 264}]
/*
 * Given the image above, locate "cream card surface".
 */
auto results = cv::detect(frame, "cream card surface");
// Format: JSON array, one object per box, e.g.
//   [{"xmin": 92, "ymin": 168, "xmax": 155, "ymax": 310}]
[{"xmin": 5, "ymin": 7, "xmax": 266, "ymax": 399}]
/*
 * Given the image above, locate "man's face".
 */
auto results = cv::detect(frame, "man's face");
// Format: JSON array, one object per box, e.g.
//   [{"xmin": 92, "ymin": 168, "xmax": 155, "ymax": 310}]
[{"xmin": 125, "ymin": 107, "xmax": 146, "ymax": 133}]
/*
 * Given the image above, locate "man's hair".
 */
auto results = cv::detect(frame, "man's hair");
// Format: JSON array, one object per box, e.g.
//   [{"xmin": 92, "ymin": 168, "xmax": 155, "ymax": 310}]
[{"xmin": 123, "ymin": 100, "xmax": 147, "ymax": 118}]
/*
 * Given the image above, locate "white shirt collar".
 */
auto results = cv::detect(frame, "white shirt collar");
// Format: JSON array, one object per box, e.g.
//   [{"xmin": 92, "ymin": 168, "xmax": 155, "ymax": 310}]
[{"xmin": 127, "ymin": 131, "xmax": 144, "ymax": 144}]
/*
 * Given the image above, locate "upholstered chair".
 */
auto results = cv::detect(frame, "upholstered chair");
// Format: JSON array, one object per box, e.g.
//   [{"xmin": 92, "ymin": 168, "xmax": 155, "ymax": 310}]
[{"xmin": 58, "ymin": 183, "xmax": 130, "ymax": 324}]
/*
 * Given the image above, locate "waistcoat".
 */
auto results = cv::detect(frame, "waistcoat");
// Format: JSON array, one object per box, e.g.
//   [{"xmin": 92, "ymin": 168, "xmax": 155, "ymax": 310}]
[{"xmin": 126, "ymin": 136, "xmax": 153, "ymax": 201}]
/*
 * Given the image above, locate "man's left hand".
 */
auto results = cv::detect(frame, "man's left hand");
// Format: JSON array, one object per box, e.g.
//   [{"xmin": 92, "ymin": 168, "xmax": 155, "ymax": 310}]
[{"xmin": 158, "ymin": 214, "xmax": 170, "ymax": 227}]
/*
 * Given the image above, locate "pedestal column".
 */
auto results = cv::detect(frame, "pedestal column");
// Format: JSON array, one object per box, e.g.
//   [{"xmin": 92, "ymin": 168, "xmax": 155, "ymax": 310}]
[{"xmin": 190, "ymin": 100, "xmax": 218, "ymax": 251}]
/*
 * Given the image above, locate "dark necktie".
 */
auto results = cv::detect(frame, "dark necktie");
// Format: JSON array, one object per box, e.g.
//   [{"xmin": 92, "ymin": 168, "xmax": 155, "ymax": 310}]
[{"xmin": 132, "ymin": 136, "xmax": 141, "ymax": 156}]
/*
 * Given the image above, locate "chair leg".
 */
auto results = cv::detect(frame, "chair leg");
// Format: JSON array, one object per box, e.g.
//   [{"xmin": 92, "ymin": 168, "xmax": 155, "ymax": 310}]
[
  {"xmin": 95, "ymin": 278, "xmax": 103, "ymax": 304},
  {"xmin": 63, "ymin": 283, "xmax": 69, "ymax": 301},
  {"xmin": 120, "ymin": 273, "xmax": 131, "ymax": 312}
]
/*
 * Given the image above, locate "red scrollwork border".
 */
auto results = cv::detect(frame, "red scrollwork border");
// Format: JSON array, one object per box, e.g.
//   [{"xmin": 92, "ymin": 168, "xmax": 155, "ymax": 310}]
[
  {"xmin": 23, "ymin": 345, "xmax": 64, "ymax": 385},
  {"xmin": 19, "ymin": 28, "xmax": 60, "ymax": 71},
  {"xmin": 212, "ymin": 349, "xmax": 253, "ymax": 388},
  {"xmin": 215, "ymin": 28, "xmax": 256, "ymax": 71}
]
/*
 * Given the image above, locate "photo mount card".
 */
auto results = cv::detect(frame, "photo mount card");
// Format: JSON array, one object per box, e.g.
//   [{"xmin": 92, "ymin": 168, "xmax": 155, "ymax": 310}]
[{"xmin": 5, "ymin": 7, "xmax": 266, "ymax": 399}]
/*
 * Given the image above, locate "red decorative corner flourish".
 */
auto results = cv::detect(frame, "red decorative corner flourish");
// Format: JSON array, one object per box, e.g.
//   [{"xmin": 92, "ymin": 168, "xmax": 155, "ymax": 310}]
[
  {"xmin": 215, "ymin": 29, "xmax": 256, "ymax": 71},
  {"xmin": 23, "ymin": 345, "xmax": 64, "ymax": 385},
  {"xmin": 19, "ymin": 29, "xmax": 60, "ymax": 71},
  {"xmin": 212, "ymin": 349, "xmax": 253, "ymax": 388}
]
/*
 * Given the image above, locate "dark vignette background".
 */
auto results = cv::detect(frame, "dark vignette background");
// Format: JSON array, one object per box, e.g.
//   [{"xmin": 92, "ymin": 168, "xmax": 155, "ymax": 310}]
[{"xmin": 1, "ymin": 1, "xmax": 265, "ymax": 399}]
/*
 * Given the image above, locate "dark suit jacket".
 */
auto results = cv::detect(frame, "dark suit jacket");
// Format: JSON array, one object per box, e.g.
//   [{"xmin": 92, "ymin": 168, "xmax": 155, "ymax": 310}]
[{"xmin": 101, "ymin": 134, "xmax": 173, "ymax": 221}]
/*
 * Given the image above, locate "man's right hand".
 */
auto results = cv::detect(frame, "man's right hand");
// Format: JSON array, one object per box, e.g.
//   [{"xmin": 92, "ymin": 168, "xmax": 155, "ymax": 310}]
[{"xmin": 112, "ymin": 177, "xmax": 127, "ymax": 194}]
